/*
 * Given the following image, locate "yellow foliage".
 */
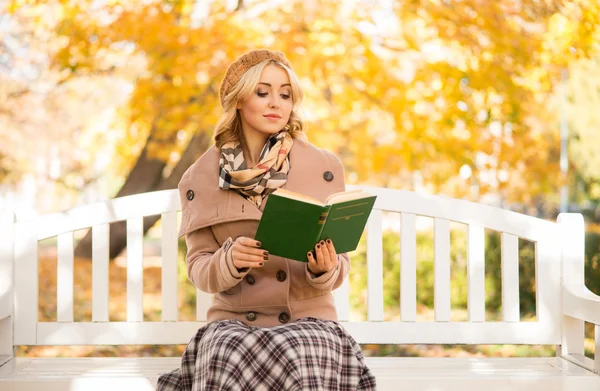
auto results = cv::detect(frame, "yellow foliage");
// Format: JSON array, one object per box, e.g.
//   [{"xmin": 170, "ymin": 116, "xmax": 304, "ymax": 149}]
[{"xmin": 7, "ymin": 0, "xmax": 600, "ymax": 205}]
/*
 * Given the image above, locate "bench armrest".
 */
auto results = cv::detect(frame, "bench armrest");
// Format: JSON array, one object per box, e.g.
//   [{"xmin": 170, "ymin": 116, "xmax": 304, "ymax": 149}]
[{"xmin": 563, "ymin": 286, "xmax": 600, "ymax": 325}]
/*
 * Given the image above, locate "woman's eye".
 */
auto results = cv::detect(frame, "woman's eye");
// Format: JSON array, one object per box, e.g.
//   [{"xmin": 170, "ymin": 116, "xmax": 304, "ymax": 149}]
[
  {"xmin": 281, "ymin": 94, "xmax": 290, "ymax": 100},
  {"xmin": 257, "ymin": 92, "xmax": 268, "ymax": 97}
]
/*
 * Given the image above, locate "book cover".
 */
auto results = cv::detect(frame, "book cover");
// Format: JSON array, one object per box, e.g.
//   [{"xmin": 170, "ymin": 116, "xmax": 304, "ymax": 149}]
[{"xmin": 254, "ymin": 189, "xmax": 377, "ymax": 262}]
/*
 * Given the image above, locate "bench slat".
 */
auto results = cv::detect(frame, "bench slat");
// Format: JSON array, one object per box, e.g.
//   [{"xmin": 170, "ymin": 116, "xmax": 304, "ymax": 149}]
[
  {"xmin": 501, "ymin": 232, "xmax": 520, "ymax": 322},
  {"xmin": 467, "ymin": 224, "xmax": 485, "ymax": 322},
  {"xmin": 434, "ymin": 218, "xmax": 451, "ymax": 322},
  {"xmin": 400, "ymin": 213, "xmax": 417, "ymax": 322},
  {"xmin": 57, "ymin": 232, "xmax": 74, "ymax": 323},
  {"xmin": 92, "ymin": 224, "xmax": 110, "ymax": 322},
  {"xmin": 367, "ymin": 209, "xmax": 384, "ymax": 321},
  {"xmin": 127, "ymin": 217, "xmax": 144, "ymax": 322},
  {"xmin": 161, "ymin": 212, "xmax": 178, "ymax": 321},
  {"xmin": 31, "ymin": 320, "xmax": 561, "ymax": 345},
  {"xmin": 14, "ymin": 222, "xmax": 38, "ymax": 344},
  {"xmin": 333, "ymin": 278, "xmax": 350, "ymax": 321},
  {"xmin": 196, "ymin": 290, "xmax": 210, "ymax": 322}
]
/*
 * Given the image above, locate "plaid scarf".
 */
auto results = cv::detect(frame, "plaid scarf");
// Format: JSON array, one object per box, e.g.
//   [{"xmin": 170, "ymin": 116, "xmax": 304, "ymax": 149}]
[{"xmin": 219, "ymin": 131, "xmax": 293, "ymax": 208}]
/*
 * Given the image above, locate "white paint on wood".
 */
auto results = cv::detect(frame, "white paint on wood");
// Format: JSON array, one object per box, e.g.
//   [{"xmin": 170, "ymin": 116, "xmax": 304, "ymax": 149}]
[
  {"xmin": 29, "ymin": 319, "xmax": 563, "ymax": 346},
  {"xmin": 0, "ymin": 317, "xmax": 12, "ymax": 358},
  {"xmin": 347, "ymin": 186, "xmax": 558, "ymax": 243},
  {"xmin": 333, "ymin": 277, "xmax": 350, "ymax": 321},
  {"xmin": 561, "ymin": 353, "xmax": 598, "ymax": 375},
  {"xmin": 36, "ymin": 321, "xmax": 207, "ymax": 345},
  {"xmin": 14, "ymin": 221, "xmax": 38, "ymax": 345},
  {"xmin": 57, "ymin": 232, "xmax": 74, "ymax": 323},
  {"xmin": 92, "ymin": 224, "xmax": 109, "ymax": 322},
  {"xmin": 559, "ymin": 315, "xmax": 584, "ymax": 357},
  {"xmin": 161, "ymin": 212, "xmax": 178, "ymax": 322},
  {"xmin": 563, "ymin": 289, "xmax": 600, "ymax": 330},
  {"xmin": 366, "ymin": 209, "xmax": 384, "ymax": 321},
  {"xmin": 2, "ymin": 356, "xmax": 600, "ymax": 391},
  {"xmin": 595, "ymin": 325, "xmax": 600, "ymax": 374},
  {"xmin": 0, "ymin": 213, "xmax": 15, "ymax": 322},
  {"xmin": 434, "ymin": 218, "xmax": 451, "ymax": 322},
  {"xmin": 196, "ymin": 290, "xmax": 211, "ymax": 322},
  {"xmin": 3, "ymin": 356, "xmax": 599, "ymax": 391},
  {"xmin": 341, "ymin": 321, "xmax": 561, "ymax": 345},
  {"xmin": 558, "ymin": 214, "xmax": 585, "ymax": 288},
  {"xmin": 467, "ymin": 224, "xmax": 485, "ymax": 322},
  {"xmin": 501, "ymin": 232, "xmax": 520, "ymax": 322},
  {"xmin": 400, "ymin": 213, "xmax": 417, "ymax": 322},
  {"xmin": 535, "ymin": 236, "xmax": 561, "ymax": 329},
  {"xmin": 126, "ymin": 218, "xmax": 144, "ymax": 322},
  {"xmin": 33, "ymin": 190, "xmax": 181, "ymax": 241}
]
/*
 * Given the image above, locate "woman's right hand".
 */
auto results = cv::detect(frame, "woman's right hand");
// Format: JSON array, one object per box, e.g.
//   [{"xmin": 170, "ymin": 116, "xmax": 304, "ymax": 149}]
[{"xmin": 231, "ymin": 237, "xmax": 268, "ymax": 269}]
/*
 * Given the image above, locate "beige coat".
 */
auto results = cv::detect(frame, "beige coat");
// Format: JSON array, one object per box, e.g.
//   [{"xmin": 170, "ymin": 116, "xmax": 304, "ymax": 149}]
[{"xmin": 177, "ymin": 137, "xmax": 350, "ymax": 328}]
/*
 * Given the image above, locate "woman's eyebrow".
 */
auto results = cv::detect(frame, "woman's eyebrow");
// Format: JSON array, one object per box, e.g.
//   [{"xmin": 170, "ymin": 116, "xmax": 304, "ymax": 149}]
[{"xmin": 258, "ymin": 82, "xmax": 291, "ymax": 87}]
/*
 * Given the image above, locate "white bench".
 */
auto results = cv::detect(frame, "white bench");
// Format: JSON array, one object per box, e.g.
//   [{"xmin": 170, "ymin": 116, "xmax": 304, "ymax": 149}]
[{"xmin": 0, "ymin": 186, "xmax": 599, "ymax": 390}]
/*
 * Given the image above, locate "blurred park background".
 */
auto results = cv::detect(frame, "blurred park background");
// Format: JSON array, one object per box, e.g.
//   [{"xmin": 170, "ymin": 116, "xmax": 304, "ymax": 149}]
[{"xmin": 1, "ymin": 0, "xmax": 600, "ymax": 359}]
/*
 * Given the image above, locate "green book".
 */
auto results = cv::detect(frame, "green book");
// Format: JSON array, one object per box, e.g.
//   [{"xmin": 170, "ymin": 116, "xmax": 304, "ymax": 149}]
[{"xmin": 255, "ymin": 188, "xmax": 377, "ymax": 262}]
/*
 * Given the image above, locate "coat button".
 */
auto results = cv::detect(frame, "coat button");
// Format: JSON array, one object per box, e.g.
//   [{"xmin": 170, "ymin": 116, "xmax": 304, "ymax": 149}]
[
  {"xmin": 278, "ymin": 312, "xmax": 290, "ymax": 324},
  {"xmin": 245, "ymin": 274, "xmax": 256, "ymax": 285},
  {"xmin": 186, "ymin": 189, "xmax": 194, "ymax": 201},
  {"xmin": 323, "ymin": 171, "xmax": 334, "ymax": 182},
  {"xmin": 276, "ymin": 270, "xmax": 287, "ymax": 282},
  {"xmin": 246, "ymin": 311, "xmax": 257, "ymax": 322}
]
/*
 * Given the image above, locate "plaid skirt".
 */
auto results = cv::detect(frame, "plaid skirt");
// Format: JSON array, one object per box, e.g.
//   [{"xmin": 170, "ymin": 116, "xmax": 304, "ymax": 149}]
[{"xmin": 157, "ymin": 317, "xmax": 376, "ymax": 390}]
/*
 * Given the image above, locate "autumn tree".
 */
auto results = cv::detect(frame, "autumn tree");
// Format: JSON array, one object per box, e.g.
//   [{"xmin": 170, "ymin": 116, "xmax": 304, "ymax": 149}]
[{"xmin": 5, "ymin": 0, "xmax": 600, "ymax": 258}]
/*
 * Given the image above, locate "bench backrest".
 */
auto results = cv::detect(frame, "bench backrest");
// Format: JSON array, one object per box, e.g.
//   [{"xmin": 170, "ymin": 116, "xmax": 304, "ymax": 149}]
[{"xmin": 8, "ymin": 186, "xmax": 564, "ymax": 347}]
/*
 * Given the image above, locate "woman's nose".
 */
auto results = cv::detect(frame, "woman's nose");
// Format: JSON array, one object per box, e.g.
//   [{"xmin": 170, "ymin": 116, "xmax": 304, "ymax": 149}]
[{"xmin": 269, "ymin": 95, "xmax": 280, "ymax": 108}]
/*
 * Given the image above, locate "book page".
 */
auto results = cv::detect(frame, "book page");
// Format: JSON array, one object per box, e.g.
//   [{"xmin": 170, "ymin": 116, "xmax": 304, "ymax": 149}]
[
  {"xmin": 326, "ymin": 189, "xmax": 372, "ymax": 205},
  {"xmin": 272, "ymin": 188, "xmax": 324, "ymax": 206}
]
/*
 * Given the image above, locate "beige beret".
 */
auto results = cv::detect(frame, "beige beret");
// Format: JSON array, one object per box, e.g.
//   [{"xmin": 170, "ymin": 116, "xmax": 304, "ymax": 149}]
[{"xmin": 219, "ymin": 49, "xmax": 292, "ymax": 108}]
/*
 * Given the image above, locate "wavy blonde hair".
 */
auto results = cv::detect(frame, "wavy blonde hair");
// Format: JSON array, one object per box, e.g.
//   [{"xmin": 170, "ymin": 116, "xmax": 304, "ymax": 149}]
[{"xmin": 214, "ymin": 59, "xmax": 306, "ymax": 150}]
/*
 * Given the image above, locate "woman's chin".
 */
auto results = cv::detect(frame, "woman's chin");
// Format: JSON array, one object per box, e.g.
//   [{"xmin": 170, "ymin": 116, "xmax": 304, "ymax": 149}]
[{"xmin": 259, "ymin": 127, "xmax": 285, "ymax": 135}]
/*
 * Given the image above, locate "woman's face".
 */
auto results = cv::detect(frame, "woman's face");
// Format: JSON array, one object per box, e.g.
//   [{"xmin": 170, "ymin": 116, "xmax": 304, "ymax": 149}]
[{"xmin": 237, "ymin": 64, "xmax": 293, "ymax": 139}]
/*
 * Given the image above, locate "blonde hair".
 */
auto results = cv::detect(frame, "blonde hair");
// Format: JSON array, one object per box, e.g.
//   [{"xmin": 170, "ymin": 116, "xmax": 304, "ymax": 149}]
[{"xmin": 214, "ymin": 59, "xmax": 306, "ymax": 150}]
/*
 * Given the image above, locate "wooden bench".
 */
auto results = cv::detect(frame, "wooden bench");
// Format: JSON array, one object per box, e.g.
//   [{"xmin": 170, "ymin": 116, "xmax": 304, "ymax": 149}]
[{"xmin": 1, "ymin": 186, "xmax": 599, "ymax": 390}]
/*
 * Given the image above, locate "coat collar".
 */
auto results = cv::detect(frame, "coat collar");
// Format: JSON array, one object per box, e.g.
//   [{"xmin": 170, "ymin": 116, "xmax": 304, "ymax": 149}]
[{"xmin": 177, "ymin": 136, "xmax": 342, "ymax": 237}]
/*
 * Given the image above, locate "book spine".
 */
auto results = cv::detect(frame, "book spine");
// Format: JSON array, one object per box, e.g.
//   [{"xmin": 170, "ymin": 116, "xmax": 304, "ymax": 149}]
[
  {"xmin": 318, "ymin": 211, "xmax": 329, "ymax": 224},
  {"xmin": 317, "ymin": 205, "xmax": 332, "ymax": 241}
]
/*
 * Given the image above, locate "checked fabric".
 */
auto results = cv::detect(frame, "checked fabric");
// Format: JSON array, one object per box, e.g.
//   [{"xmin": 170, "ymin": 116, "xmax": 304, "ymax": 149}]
[{"xmin": 157, "ymin": 317, "xmax": 377, "ymax": 391}]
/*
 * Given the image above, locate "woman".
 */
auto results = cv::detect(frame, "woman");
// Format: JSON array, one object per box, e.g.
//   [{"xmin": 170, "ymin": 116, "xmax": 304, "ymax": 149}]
[{"xmin": 158, "ymin": 49, "xmax": 376, "ymax": 390}]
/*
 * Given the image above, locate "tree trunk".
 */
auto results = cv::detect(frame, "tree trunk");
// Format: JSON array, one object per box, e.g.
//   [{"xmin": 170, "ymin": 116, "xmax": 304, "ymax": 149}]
[{"xmin": 74, "ymin": 131, "xmax": 210, "ymax": 260}]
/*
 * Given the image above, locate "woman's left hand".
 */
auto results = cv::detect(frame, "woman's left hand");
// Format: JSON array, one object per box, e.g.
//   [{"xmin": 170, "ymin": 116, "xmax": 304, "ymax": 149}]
[{"xmin": 307, "ymin": 239, "xmax": 338, "ymax": 275}]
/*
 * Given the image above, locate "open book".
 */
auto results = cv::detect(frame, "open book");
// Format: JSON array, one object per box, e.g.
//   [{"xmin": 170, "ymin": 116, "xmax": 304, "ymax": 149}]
[{"xmin": 254, "ymin": 188, "xmax": 377, "ymax": 262}]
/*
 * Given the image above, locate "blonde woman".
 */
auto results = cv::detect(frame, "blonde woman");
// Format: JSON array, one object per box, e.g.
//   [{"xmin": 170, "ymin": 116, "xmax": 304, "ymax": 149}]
[{"xmin": 158, "ymin": 49, "xmax": 376, "ymax": 390}]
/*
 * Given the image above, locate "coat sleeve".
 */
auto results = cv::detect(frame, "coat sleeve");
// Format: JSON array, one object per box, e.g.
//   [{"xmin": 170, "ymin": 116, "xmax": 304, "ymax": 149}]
[
  {"xmin": 185, "ymin": 227, "xmax": 250, "ymax": 294},
  {"xmin": 304, "ymin": 252, "xmax": 350, "ymax": 291},
  {"xmin": 304, "ymin": 149, "xmax": 350, "ymax": 291}
]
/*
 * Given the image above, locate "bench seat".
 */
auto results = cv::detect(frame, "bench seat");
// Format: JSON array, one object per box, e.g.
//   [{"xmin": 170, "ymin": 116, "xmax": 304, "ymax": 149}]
[{"xmin": 1, "ymin": 356, "xmax": 599, "ymax": 390}]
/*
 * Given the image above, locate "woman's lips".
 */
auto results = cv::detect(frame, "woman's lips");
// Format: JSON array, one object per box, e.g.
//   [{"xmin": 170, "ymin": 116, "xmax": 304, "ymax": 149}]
[{"xmin": 264, "ymin": 115, "xmax": 281, "ymax": 121}]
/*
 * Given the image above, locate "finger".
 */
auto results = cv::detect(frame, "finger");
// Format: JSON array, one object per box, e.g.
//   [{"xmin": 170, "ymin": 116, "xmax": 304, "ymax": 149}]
[
  {"xmin": 325, "ymin": 238, "xmax": 337, "ymax": 256},
  {"xmin": 325, "ymin": 239, "xmax": 337, "ymax": 267},
  {"xmin": 238, "ymin": 236, "xmax": 262, "ymax": 248},
  {"xmin": 234, "ymin": 260, "xmax": 265, "ymax": 269},
  {"xmin": 234, "ymin": 242, "xmax": 269, "ymax": 258},
  {"xmin": 234, "ymin": 251, "xmax": 268, "ymax": 263},
  {"xmin": 315, "ymin": 242, "xmax": 324, "ymax": 266},
  {"xmin": 318, "ymin": 240, "xmax": 333, "ymax": 270},
  {"xmin": 307, "ymin": 251, "xmax": 319, "ymax": 273}
]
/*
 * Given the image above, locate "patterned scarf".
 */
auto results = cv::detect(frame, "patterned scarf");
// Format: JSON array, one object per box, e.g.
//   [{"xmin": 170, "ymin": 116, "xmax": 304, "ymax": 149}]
[{"xmin": 219, "ymin": 131, "xmax": 293, "ymax": 208}]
